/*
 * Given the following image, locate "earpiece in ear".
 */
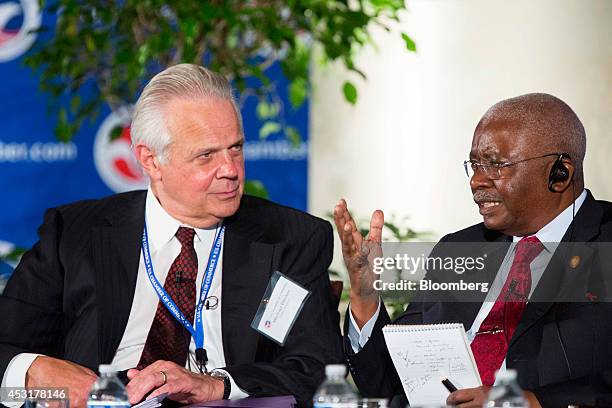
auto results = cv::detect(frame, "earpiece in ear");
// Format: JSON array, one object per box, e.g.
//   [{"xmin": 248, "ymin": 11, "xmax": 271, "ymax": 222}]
[{"xmin": 548, "ymin": 153, "xmax": 571, "ymax": 192}]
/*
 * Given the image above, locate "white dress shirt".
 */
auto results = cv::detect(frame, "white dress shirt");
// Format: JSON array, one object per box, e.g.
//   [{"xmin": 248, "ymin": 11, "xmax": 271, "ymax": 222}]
[
  {"xmin": 348, "ymin": 189, "xmax": 588, "ymax": 377},
  {"xmin": 1, "ymin": 188, "xmax": 248, "ymax": 404}
]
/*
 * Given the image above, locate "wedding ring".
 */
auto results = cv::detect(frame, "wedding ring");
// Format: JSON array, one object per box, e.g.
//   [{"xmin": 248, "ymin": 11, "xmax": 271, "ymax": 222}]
[{"xmin": 159, "ymin": 370, "xmax": 167, "ymax": 385}]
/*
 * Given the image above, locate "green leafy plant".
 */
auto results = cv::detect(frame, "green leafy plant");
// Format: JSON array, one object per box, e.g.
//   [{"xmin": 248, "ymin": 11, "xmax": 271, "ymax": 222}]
[
  {"xmin": 0, "ymin": 248, "xmax": 26, "ymax": 263},
  {"xmin": 244, "ymin": 180, "xmax": 269, "ymax": 199},
  {"xmin": 25, "ymin": 0, "xmax": 415, "ymax": 141}
]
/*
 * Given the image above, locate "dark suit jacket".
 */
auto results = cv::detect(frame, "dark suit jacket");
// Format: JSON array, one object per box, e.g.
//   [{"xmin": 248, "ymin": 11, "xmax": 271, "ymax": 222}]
[
  {"xmin": 0, "ymin": 191, "xmax": 343, "ymax": 406},
  {"xmin": 345, "ymin": 191, "xmax": 612, "ymax": 408}
]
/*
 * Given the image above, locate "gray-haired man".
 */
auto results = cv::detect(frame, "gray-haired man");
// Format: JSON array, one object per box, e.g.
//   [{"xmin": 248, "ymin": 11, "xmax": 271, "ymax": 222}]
[{"xmin": 0, "ymin": 64, "xmax": 342, "ymax": 408}]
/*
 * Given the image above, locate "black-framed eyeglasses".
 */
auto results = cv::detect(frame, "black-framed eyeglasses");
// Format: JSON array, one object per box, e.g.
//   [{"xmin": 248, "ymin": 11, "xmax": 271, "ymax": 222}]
[{"xmin": 463, "ymin": 153, "xmax": 564, "ymax": 180}]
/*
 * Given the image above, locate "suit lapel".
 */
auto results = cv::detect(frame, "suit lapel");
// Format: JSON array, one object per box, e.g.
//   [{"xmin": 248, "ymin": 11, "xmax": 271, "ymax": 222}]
[
  {"xmin": 221, "ymin": 202, "xmax": 275, "ymax": 365},
  {"xmin": 461, "ymin": 235, "xmax": 512, "ymax": 326},
  {"xmin": 92, "ymin": 192, "xmax": 146, "ymax": 363},
  {"xmin": 510, "ymin": 190, "xmax": 602, "ymax": 347},
  {"xmin": 430, "ymin": 232, "xmax": 511, "ymax": 328},
  {"xmin": 480, "ymin": 235, "xmax": 513, "ymax": 287}
]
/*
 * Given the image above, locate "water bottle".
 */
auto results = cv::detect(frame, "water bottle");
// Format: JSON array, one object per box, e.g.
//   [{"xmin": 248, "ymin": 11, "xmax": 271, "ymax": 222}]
[
  {"xmin": 87, "ymin": 365, "xmax": 130, "ymax": 408},
  {"xmin": 313, "ymin": 364, "xmax": 359, "ymax": 408},
  {"xmin": 485, "ymin": 369, "xmax": 528, "ymax": 408}
]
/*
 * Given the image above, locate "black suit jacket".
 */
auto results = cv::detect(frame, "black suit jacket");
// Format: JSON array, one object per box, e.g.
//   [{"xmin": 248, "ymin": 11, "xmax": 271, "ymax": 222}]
[
  {"xmin": 0, "ymin": 191, "xmax": 343, "ymax": 406},
  {"xmin": 345, "ymin": 191, "xmax": 612, "ymax": 408}
]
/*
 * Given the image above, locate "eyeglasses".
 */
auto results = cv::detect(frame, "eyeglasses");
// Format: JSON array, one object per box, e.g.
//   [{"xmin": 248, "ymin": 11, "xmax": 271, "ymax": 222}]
[{"xmin": 463, "ymin": 153, "xmax": 563, "ymax": 180}]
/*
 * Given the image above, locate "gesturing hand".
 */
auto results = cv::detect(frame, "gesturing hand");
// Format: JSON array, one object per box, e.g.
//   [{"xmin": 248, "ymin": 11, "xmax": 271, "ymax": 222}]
[{"xmin": 333, "ymin": 199, "xmax": 384, "ymax": 328}]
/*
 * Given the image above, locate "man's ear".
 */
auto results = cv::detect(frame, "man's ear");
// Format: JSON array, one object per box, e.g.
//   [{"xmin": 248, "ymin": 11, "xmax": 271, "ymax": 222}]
[
  {"xmin": 134, "ymin": 144, "xmax": 163, "ymax": 181},
  {"xmin": 549, "ymin": 157, "xmax": 575, "ymax": 192}
]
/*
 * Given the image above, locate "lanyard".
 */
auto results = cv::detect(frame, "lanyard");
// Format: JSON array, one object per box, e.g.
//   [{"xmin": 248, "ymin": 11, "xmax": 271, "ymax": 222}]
[{"xmin": 141, "ymin": 222, "xmax": 225, "ymax": 352}]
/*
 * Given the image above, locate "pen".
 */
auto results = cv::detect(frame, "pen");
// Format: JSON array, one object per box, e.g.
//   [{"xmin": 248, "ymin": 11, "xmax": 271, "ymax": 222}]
[{"xmin": 441, "ymin": 377, "xmax": 458, "ymax": 393}]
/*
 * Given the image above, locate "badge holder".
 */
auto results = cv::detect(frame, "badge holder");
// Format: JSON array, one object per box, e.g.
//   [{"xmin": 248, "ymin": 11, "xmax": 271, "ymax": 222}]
[{"xmin": 251, "ymin": 270, "xmax": 311, "ymax": 346}]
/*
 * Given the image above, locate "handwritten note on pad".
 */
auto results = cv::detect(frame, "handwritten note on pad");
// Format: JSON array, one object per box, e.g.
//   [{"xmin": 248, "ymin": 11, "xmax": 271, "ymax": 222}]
[{"xmin": 383, "ymin": 323, "xmax": 481, "ymax": 406}]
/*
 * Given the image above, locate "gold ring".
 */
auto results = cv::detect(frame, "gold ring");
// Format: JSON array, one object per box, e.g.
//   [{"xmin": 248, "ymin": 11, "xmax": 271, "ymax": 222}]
[{"xmin": 159, "ymin": 370, "xmax": 167, "ymax": 385}]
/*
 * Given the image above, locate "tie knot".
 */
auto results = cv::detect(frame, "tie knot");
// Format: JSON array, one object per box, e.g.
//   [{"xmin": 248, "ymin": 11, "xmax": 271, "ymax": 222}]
[
  {"xmin": 175, "ymin": 227, "xmax": 196, "ymax": 248},
  {"xmin": 515, "ymin": 236, "xmax": 544, "ymax": 264}
]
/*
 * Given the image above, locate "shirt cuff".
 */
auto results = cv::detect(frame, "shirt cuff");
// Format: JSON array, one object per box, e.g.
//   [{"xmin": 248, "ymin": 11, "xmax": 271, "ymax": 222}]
[
  {"xmin": 347, "ymin": 300, "xmax": 381, "ymax": 353},
  {"xmin": 215, "ymin": 369, "xmax": 249, "ymax": 399},
  {"xmin": 1, "ymin": 353, "xmax": 43, "ymax": 408}
]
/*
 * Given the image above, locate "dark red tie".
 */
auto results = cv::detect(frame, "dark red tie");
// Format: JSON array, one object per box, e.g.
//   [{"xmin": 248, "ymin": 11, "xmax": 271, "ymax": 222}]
[
  {"xmin": 138, "ymin": 227, "xmax": 198, "ymax": 369},
  {"xmin": 470, "ymin": 236, "xmax": 544, "ymax": 386}
]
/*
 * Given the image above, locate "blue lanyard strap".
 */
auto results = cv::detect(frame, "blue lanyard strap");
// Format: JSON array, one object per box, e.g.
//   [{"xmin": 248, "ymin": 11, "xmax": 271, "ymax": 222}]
[{"xmin": 141, "ymin": 222, "xmax": 225, "ymax": 349}]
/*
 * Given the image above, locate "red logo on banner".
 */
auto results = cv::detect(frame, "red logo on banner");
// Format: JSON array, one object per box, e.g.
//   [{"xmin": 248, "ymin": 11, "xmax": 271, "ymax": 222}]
[
  {"xmin": 94, "ymin": 109, "xmax": 149, "ymax": 192},
  {"xmin": 0, "ymin": 0, "xmax": 41, "ymax": 63}
]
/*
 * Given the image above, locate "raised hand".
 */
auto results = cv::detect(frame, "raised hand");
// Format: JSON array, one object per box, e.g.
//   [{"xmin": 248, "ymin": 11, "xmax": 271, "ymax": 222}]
[{"xmin": 333, "ymin": 199, "xmax": 384, "ymax": 328}]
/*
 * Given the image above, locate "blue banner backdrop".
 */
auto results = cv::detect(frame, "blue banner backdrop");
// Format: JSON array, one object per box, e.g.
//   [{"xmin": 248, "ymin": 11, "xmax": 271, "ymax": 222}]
[{"xmin": 0, "ymin": 0, "xmax": 308, "ymax": 261}]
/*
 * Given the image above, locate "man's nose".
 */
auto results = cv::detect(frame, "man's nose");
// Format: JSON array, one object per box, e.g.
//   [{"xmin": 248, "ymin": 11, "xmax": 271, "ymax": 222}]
[
  {"xmin": 470, "ymin": 169, "xmax": 494, "ymax": 191},
  {"xmin": 217, "ymin": 151, "xmax": 239, "ymax": 178}
]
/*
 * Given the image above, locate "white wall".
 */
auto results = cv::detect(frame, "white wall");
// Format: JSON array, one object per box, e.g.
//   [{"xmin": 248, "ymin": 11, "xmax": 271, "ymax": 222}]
[{"xmin": 309, "ymin": 0, "xmax": 612, "ymax": 274}]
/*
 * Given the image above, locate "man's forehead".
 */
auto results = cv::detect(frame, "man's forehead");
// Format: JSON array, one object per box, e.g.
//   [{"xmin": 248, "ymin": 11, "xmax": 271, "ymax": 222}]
[
  {"xmin": 166, "ymin": 97, "xmax": 239, "ymax": 133},
  {"xmin": 470, "ymin": 120, "xmax": 530, "ymax": 158},
  {"xmin": 470, "ymin": 133, "xmax": 501, "ymax": 157}
]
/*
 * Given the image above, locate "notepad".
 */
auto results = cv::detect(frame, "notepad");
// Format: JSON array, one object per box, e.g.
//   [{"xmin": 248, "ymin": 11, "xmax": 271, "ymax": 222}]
[{"xmin": 383, "ymin": 323, "xmax": 481, "ymax": 406}]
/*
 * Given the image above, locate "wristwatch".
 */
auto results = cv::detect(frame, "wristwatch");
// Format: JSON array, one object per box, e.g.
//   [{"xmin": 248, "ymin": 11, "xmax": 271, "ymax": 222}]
[{"xmin": 209, "ymin": 370, "xmax": 231, "ymax": 399}]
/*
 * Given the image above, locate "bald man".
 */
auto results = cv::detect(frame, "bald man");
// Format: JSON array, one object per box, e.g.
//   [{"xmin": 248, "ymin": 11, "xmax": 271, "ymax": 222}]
[{"xmin": 335, "ymin": 94, "xmax": 612, "ymax": 408}]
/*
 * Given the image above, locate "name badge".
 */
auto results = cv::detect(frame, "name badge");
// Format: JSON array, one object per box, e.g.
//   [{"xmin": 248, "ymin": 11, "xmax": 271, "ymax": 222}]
[{"xmin": 251, "ymin": 271, "xmax": 311, "ymax": 345}]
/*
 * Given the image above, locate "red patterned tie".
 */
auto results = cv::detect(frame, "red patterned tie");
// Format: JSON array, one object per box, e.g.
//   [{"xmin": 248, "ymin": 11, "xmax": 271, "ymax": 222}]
[
  {"xmin": 470, "ymin": 236, "xmax": 544, "ymax": 386},
  {"xmin": 138, "ymin": 227, "xmax": 198, "ymax": 369}
]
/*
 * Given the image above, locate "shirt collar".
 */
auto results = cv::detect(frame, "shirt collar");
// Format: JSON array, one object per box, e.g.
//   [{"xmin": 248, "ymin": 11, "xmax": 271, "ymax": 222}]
[
  {"xmin": 145, "ymin": 187, "xmax": 220, "ymax": 253},
  {"xmin": 512, "ymin": 189, "xmax": 588, "ymax": 252}
]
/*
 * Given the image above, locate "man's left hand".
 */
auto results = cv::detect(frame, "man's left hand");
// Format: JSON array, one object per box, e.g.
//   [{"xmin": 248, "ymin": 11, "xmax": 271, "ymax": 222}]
[
  {"xmin": 446, "ymin": 386, "xmax": 490, "ymax": 408},
  {"xmin": 126, "ymin": 361, "xmax": 224, "ymax": 405}
]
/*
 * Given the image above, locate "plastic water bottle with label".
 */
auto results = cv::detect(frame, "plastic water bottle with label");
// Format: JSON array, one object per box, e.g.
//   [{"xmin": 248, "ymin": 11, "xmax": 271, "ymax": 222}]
[
  {"xmin": 87, "ymin": 365, "xmax": 130, "ymax": 408},
  {"xmin": 313, "ymin": 364, "xmax": 359, "ymax": 408},
  {"xmin": 485, "ymin": 369, "xmax": 529, "ymax": 408}
]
